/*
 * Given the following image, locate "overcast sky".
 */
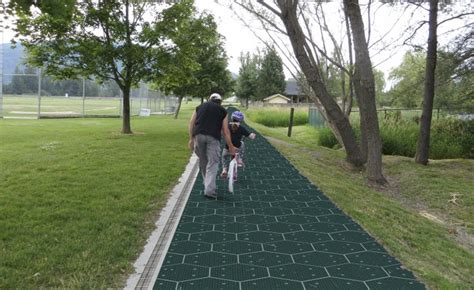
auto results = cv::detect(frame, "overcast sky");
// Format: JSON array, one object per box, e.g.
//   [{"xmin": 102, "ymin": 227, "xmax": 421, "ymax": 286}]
[
  {"xmin": 1, "ymin": 0, "xmax": 471, "ymax": 86},
  {"xmin": 194, "ymin": 0, "xmax": 472, "ymax": 84}
]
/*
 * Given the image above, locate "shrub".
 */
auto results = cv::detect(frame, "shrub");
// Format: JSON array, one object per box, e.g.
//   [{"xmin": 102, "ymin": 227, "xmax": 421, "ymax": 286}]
[
  {"xmin": 317, "ymin": 127, "xmax": 339, "ymax": 148},
  {"xmin": 246, "ymin": 108, "xmax": 308, "ymax": 127},
  {"xmin": 315, "ymin": 117, "xmax": 473, "ymax": 159}
]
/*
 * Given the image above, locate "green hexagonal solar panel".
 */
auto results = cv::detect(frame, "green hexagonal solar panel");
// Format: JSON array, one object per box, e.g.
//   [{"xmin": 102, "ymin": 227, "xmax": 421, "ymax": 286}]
[
  {"xmin": 240, "ymin": 251, "xmax": 293, "ymax": 267},
  {"xmin": 213, "ymin": 240, "xmax": 262, "ymax": 254},
  {"xmin": 158, "ymin": 264, "xmax": 208, "ymax": 281},
  {"xmin": 327, "ymin": 263, "xmax": 388, "ymax": 280},
  {"xmin": 269, "ymin": 263, "xmax": 328, "ymax": 280},
  {"xmin": 178, "ymin": 278, "xmax": 239, "ymax": 290},
  {"xmin": 153, "ymin": 279, "xmax": 176, "ymax": 290},
  {"xmin": 242, "ymin": 277, "xmax": 304, "ymax": 289},
  {"xmin": 366, "ymin": 277, "xmax": 426, "ymax": 289},
  {"xmin": 211, "ymin": 264, "xmax": 268, "ymax": 281},
  {"xmin": 153, "ymin": 114, "xmax": 425, "ymax": 289},
  {"xmin": 214, "ymin": 222, "xmax": 257, "ymax": 233},
  {"xmin": 237, "ymin": 231, "xmax": 284, "ymax": 243},
  {"xmin": 305, "ymin": 277, "xmax": 368, "ymax": 290},
  {"xmin": 183, "ymin": 252, "xmax": 236, "ymax": 267},
  {"xmin": 263, "ymin": 240, "xmax": 313, "ymax": 254},
  {"xmin": 313, "ymin": 240, "xmax": 365, "ymax": 254}
]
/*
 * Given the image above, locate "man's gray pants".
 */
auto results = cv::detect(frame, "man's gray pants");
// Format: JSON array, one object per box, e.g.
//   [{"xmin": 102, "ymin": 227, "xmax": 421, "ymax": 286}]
[{"xmin": 194, "ymin": 134, "xmax": 221, "ymax": 196}]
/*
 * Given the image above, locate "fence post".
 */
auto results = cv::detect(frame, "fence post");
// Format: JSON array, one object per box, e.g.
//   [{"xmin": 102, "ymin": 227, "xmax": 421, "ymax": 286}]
[
  {"xmin": 37, "ymin": 68, "xmax": 41, "ymax": 119},
  {"xmin": 82, "ymin": 78, "xmax": 85, "ymax": 117},
  {"xmin": 288, "ymin": 107, "xmax": 295, "ymax": 137}
]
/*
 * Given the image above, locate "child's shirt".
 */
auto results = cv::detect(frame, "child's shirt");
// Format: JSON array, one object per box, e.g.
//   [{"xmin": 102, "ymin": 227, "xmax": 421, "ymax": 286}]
[{"xmin": 226, "ymin": 123, "xmax": 251, "ymax": 149}]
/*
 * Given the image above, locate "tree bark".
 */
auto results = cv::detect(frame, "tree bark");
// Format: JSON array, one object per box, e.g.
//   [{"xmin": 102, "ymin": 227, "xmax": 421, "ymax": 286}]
[
  {"xmin": 415, "ymin": 0, "xmax": 438, "ymax": 165},
  {"xmin": 121, "ymin": 85, "xmax": 132, "ymax": 134},
  {"xmin": 276, "ymin": 0, "xmax": 364, "ymax": 167},
  {"xmin": 174, "ymin": 96, "xmax": 183, "ymax": 119},
  {"xmin": 344, "ymin": 0, "xmax": 386, "ymax": 183}
]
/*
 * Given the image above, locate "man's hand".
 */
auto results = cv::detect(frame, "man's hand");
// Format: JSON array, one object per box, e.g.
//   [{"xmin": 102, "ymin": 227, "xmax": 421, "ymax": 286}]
[
  {"xmin": 188, "ymin": 139, "xmax": 194, "ymax": 150},
  {"xmin": 249, "ymin": 133, "xmax": 256, "ymax": 140},
  {"xmin": 229, "ymin": 145, "xmax": 237, "ymax": 155}
]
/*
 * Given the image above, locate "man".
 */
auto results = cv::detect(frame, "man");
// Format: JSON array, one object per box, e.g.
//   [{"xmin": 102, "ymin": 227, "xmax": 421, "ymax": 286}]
[{"xmin": 188, "ymin": 93, "xmax": 236, "ymax": 198}]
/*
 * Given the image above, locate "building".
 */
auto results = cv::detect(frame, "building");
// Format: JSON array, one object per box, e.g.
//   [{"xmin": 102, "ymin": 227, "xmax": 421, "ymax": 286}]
[
  {"xmin": 263, "ymin": 94, "xmax": 291, "ymax": 104},
  {"xmin": 285, "ymin": 79, "xmax": 309, "ymax": 103}
]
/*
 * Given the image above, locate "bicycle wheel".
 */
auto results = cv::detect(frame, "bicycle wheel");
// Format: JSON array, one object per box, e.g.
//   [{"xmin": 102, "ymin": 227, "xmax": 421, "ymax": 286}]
[{"xmin": 228, "ymin": 158, "xmax": 237, "ymax": 193}]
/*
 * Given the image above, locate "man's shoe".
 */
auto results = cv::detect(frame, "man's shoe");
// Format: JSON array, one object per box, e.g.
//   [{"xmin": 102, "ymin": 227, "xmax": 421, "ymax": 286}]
[{"xmin": 204, "ymin": 192, "xmax": 217, "ymax": 199}]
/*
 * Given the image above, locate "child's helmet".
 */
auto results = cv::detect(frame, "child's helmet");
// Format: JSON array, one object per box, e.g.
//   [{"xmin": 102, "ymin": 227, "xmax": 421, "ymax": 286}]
[
  {"xmin": 209, "ymin": 93, "xmax": 222, "ymax": 104},
  {"xmin": 231, "ymin": 111, "xmax": 244, "ymax": 122}
]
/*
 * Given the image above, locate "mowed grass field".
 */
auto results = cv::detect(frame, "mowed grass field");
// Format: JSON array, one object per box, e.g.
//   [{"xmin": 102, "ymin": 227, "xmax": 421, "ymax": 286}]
[
  {"xmin": 1, "ymin": 102, "xmax": 473, "ymax": 288},
  {"xmin": 0, "ymin": 101, "xmax": 197, "ymax": 288},
  {"xmin": 247, "ymin": 120, "xmax": 474, "ymax": 289},
  {"xmin": 2, "ymin": 95, "xmax": 175, "ymax": 118}
]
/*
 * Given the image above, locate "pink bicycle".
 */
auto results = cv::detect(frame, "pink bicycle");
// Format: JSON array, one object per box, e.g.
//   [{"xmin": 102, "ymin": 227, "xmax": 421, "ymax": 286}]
[{"xmin": 227, "ymin": 153, "xmax": 239, "ymax": 193}]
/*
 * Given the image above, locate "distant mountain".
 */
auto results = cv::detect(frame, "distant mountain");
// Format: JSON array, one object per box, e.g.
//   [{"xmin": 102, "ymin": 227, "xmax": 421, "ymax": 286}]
[
  {"xmin": 230, "ymin": 71, "xmax": 238, "ymax": 80},
  {"xmin": 2, "ymin": 43, "xmax": 28, "ymax": 83}
]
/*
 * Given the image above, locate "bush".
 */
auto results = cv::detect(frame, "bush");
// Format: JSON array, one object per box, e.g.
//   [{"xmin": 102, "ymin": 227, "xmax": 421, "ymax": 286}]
[
  {"xmin": 430, "ymin": 118, "xmax": 473, "ymax": 159},
  {"xmin": 317, "ymin": 127, "xmax": 339, "ymax": 148},
  {"xmin": 246, "ymin": 108, "xmax": 308, "ymax": 127},
  {"xmin": 316, "ymin": 117, "xmax": 473, "ymax": 159}
]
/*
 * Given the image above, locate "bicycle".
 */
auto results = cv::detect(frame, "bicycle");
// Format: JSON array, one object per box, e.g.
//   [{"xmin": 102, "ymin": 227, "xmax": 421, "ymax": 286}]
[{"xmin": 227, "ymin": 153, "xmax": 239, "ymax": 193}]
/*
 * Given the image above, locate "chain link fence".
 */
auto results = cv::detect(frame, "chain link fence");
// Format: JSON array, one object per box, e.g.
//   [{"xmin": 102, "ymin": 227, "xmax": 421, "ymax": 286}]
[{"xmin": 0, "ymin": 69, "xmax": 178, "ymax": 119}]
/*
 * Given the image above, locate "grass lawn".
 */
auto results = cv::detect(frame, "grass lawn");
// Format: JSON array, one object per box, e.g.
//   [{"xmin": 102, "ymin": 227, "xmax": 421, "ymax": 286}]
[
  {"xmin": 3, "ymin": 95, "xmax": 175, "ymax": 117},
  {"xmin": 247, "ymin": 120, "xmax": 474, "ymax": 289},
  {"xmin": 0, "ymin": 101, "xmax": 197, "ymax": 288}
]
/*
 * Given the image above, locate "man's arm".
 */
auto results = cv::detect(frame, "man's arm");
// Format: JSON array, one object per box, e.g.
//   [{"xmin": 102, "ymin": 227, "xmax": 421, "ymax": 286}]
[
  {"xmin": 222, "ymin": 117, "xmax": 236, "ymax": 155},
  {"xmin": 188, "ymin": 112, "xmax": 196, "ymax": 150}
]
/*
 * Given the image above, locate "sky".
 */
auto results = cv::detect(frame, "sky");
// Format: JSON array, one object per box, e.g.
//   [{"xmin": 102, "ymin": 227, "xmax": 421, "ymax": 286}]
[
  {"xmin": 194, "ymin": 0, "xmax": 473, "ymax": 85},
  {"xmin": 1, "ymin": 0, "xmax": 471, "ymax": 86}
]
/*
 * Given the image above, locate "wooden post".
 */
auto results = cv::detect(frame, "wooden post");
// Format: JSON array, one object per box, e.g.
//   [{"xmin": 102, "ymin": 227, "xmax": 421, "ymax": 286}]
[{"xmin": 288, "ymin": 107, "xmax": 295, "ymax": 137}]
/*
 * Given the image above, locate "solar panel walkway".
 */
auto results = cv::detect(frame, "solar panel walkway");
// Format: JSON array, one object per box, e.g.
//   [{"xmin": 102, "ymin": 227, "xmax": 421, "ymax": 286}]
[{"xmin": 152, "ymin": 112, "xmax": 425, "ymax": 290}]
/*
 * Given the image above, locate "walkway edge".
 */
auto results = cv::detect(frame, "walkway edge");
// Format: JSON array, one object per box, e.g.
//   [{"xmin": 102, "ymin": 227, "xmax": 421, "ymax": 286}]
[{"xmin": 124, "ymin": 153, "xmax": 199, "ymax": 290}]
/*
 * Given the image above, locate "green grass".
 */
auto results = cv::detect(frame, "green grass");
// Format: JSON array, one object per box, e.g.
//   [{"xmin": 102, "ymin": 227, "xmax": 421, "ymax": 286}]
[
  {"xmin": 0, "ymin": 101, "xmax": 198, "ymax": 288},
  {"xmin": 247, "ymin": 119, "xmax": 474, "ymax": 289},
  {"xmin": 245, "ymin": 107, "xmax": 308, "ymax": 127},
  {"xmin": 3, "ymin": 95, "xmax": 174, "ymax": 117}
]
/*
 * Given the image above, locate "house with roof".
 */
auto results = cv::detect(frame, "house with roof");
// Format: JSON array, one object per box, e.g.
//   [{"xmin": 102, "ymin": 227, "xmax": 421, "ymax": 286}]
[
  {"xmin": 285, "ymin": 79, "xmax": 309, "ymax": 103},
  {"xmin": 263, "ymin": 94, "xmax": 291, "ymax": 104}
]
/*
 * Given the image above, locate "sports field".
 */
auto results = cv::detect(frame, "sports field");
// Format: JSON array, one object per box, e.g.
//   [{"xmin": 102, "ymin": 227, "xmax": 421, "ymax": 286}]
[{"xmin": 1, "ymin": 95, "xmax": 177, "ymax": 118}]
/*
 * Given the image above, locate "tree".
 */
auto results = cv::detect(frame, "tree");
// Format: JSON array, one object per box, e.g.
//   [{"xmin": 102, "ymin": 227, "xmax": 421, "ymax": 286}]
[
  {"xmin": 415, "ymin": 0, "xmax": 439, "ymax": 165},
  {"xmin": 257, "ymin": 0, "xmax": 365, "ymax": 168},
  {"xmin": 7, "ymin": 0, "xmax": 201, "ymax": 133},
  {"xmin": 151, "ymin": 6, "xmax": 232, "ymax": 119},
  {"xmin": 344, "ymin": 0, "xmax": 386, "ymax": 183},
  {"xmin": 388, "ymin": 51, "xmax": 425, "ymax": 107},
  {"xmin": 382, "ymin": 0, "xmax": 473, "ymax": 164},
  {"xmin": 235, "ymin": 52, "xmax": 260, "ymax": 108},
  {"xmin": 256, "ymin": 47, "xmax": 286, "ymax": 100}
]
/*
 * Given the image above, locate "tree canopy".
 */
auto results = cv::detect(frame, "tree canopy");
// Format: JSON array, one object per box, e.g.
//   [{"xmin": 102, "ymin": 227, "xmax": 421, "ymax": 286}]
[{"xmin": 7, "ymin": 0, "xmax": 220, "ymax": 133}]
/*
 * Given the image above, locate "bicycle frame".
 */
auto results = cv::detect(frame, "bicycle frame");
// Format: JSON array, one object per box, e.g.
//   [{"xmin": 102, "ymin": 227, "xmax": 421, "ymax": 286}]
[{"xmin": 228, "ymin": 153, "xmax": 238, "ymax": 193}]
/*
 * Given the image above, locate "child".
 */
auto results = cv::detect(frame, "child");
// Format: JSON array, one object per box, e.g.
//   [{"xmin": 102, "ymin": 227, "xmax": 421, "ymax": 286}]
[{"xmin": 220, "ymin": 110, "xmax": 256, "ymax": 178}]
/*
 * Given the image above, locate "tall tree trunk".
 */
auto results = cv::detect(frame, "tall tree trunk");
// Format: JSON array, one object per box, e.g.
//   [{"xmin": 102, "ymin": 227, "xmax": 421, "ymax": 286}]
[
  {"xmin": 121, "ymin": 85, "xmax": 132, "ymax": 134},
  {"xmin": 345, "ymin": 8, "xmax": 355, "ymax": 118},
  {"xmin": 174, "ymin": 96, "xmax": 183, "ymax": 119},
  {"xmin": 415, "ymin": 0, "xmax": 438, "ymax": 165},
  {"xmin": 276, "ymin": 0, "xmax": 364, "ymax": 167},
  {"xmin": 344, "ymin": 0, "xmax": 386, "ymax": 183}
]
